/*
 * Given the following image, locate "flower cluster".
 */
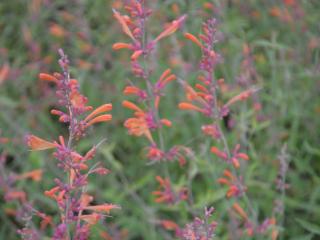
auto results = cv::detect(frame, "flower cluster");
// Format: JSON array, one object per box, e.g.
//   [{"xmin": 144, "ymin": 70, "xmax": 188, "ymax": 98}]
[
  {"xmin": 26, "ymin": 50, "xmax": 119, "ymax": 239},
  {"xmin": 179, "ymin": 18, "xmax": 277, "ymax": 238},
  {"xmin": 113, "ymin": 0, "xmax": 189, "ymax": 184},
  {"xmin": 0, "ymin": 152, "xmax": 52, "ymax": 240},
  {"xmin": 152, "ymin": 176, "xmax": 187, "ymax": 205},
  {"xmin": 161, "ymin": 207, "xmax": 217, "ymax": 240}
]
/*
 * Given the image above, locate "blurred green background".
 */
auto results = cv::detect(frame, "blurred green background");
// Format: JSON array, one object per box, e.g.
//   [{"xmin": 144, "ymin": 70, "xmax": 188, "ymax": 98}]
[{"xmin": 0, "ymin": 0, "xmax": 319, "ymax": 239}]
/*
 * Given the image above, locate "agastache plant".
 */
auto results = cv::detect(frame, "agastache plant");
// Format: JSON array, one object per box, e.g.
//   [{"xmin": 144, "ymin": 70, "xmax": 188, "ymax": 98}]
[
  {"xmin": 26, "ymin": 50, "xmax": 119, "ymax": 240},
  {"xmin": 113, "ymin": 0, "xmax": 189, "ymax": 202},
  {"xmin": 0, "ymin": 151, "xmax": 53, "ymax": 239},
  {"xmin": 179, "ymin": 18, "xmax": 278, "ymax": 238},
  {"xmin": 112, "ymin": 2, "xmax": 218, "ymax": 239}
]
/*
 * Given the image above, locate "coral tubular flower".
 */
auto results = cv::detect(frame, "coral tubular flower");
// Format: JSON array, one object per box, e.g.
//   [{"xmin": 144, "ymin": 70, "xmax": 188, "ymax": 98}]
[
  {"xmin": 154, "ymin": 15, "xmax": 187, "ymax": 42},
  {"xmin": 124, "ymin": 117, "xmax": 154, "ymax": 143},
  {"xmin": 237, "ymin": 153, "xmax": 249, "ymax": 161},
  {"xmin": 202, "ymin": 124, "xmax": 220, "ymax": 139},
  {"xmin": 146, "ymin": 145, "xmax": 164, "ymax": 162},
  {"xmin": 224, "ymin": 88, "xmax": 258, "ymax": 107},
  {"xmin": 84, "ymin": 104, "xmax": 113, "ymax": 122},
  {"xmin": 184, "ymin": 33, "xmax": 203, "ymax": 48},
  {"xmin": 159, "ymin": 74, "xmax": 176, "ymax": 88},
  {"xmin": 223, "ymin": 169, "xmax": 235, "ymax": 180},
  {"xmin": 113, "ymin": 9, "xmax": 136, "ymax": 41},
  {"xmin": 5, "ymin": 191, "xmax": 27, "ymax": 202},
  {"xmin": 39, "ymin": 215, "xmax": 53, "ymax": 230},
  {"xmin": 49, "ymin": 24, "xmax": 67, "ymax": 38},
  {"xmin": 159, "ymin": 69, "xmax": 171, "ymax": 82},
  {"xmin": 210, "ymin": 146, "xmax": 228, "ymax": 160},
  {"xmin": 160, "ymin": 119, "xmax": 172, "ymax": 127},
  {"xmin": 122, "ymin": 100, "xmax": 143, "ymax": 112},
  {"xmin": 70, "ymin": 90, "xmax": 90, "ymax": 110},
  {"xmin": 44, "ymin": 186, "xmax": 60, "ymax": 199},
  {"xmin": 16, "ymin": 169, "xmax": 43, "ymax": 182},
  {"xmin": 178, "ymin": 102, "xmax": 204, "ymax": 113},
  {"xmin": 227, "ymin": 185, "xmax": 241, "ymax": 198},
  {"xmin": 161, "ymin": 220, "xmax": 179, "ymax": 231},
  {"xmin": 232, "ymin": 203, "xmax": 248, "ymax": 220},
  {"xmin": 79, "ymin": 213, "xmax": 101, "ymax": 225},
  {"xmin": 86, "ymin": 114, "xmax": 112, "ymax": 126},
  {"xmin": 131, "ymin": 50, "xmax": 143, "ymax": 61},
  {"xmin": 123, "ymin": 86, "xmax": 138, "ymax": 95},
  {"xmin": 152, "ymin": 176, "xmax": 175, "ymax": 204},
  {"xmin": 123, "ymin": 85, "xmax": 144, "ymax": 97},
  {"xmin": 26, "ymin": 135, "xmax": 57, "ymax": 151},
  {"xmin": 112, "ymin": 42, "xmax": 132, "ymax": 50},
  {"xmin": 39, "ymin": 73, "xmax": 58, "ymax": 83},
  {"xmin": 195, "ymin": 83, "xmax": 208, "ymax": 93},
  {"xmin": 232, "ymin": 157, "xmax": 240, "ymax": 168},
  {"xmin": 184, "ymin": 84, "xmax": 208, "ymax": 105},
  {"xmin": 217, "ymin": 178, "xmax": 230, "ymax": 185},
  {"xmin": 84, "ymin": 204, "xmax": 120, "ymax": 213},
  {"xmin": 80, "ymin": 194, "xmax": 94, "ymax": 208}
]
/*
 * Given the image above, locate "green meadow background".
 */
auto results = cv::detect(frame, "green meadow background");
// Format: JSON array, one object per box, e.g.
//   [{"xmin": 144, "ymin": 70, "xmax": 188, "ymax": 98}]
[{"xmin": 0, "ymin": 0, "xmax": 319, "ymax": 239}]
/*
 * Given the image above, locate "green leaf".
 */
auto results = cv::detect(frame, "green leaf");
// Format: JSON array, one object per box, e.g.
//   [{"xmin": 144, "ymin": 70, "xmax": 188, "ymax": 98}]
[{"xmin": 295, "ymin": 218, "xmax": 320, "ymax": 235}]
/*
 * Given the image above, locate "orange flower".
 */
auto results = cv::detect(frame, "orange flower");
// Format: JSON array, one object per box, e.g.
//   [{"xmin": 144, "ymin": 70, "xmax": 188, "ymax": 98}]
[
  {"xmin": 217, "ymin": 178, "xmax": 230, "ymax": 185},
  {"xmin": 159, "ymin": 74, "xmax": 176, "ymax": 87},
  {"xmin": 38, "ymin": 215, "xmax": 53, "ymax": 230},
  {"xmin": 69, "ymin": 169, "xmax": 76, "ymax": 185},
  {"xmin": 84, "ymin": 204, "xmax": 120, "ymax": 213},
  {"xmin": 0, "ymin": 63, "xmax": 10, "ymax": 85},
  {"xmin": 122, "ymin": 100, "xmax": 143, "ymax": 112},
  {"xmin": 184, "ymin": 84, "xmax": 208, "ymax": 105},
  {"xmin": 124, "ymin": 117, "xmax": 154, "ymax": 143},
  {"xmin": 203, "ymin": 2, "xmax": 214, "ymax": 10},
  {"xmin": 146, "ymin": 145, "xmax": 164, "ymax": 161},
  {"xmin": 123, "ymin": 86, "xmax": 140, "ymax": 95},
  {"xmin": 86, "ymin": 114, "xmax": 112, "ymax": 126},
  {"xmin": 84, "ymin": 103, "xmax": 113, "ymax": 127},
  {"xmin": 195, "ymin": 83, "xmax": 208, "ymax": 93},
  {"xmin": 184, "ymin": 33, "xmax": 203, "ymax": 47},
  {"xmin": 113, "ymin": 9, "xmax": 136, "ymax": 41},
  {"xmin": 223, "ymin": 169, "xmax": 235, "ymax": 180},
  {"xmin": 161, "ymin": 220, "xmax": 179, "ymax": 231},
  {"xmin": 26, "ymin": 135, "xmax": 56, "ymax": 151},
  {"xmin": 231, "ymin": 157, "xmax": 240, "ymax": 168},
  {"xmin": 269, "ymin": 7, "xmax": 281, "ymax": 17},
  {"xmin": 112, "ymin": 42, "xmax": 132, "ymax": 50},
  {"xmin": 155, "ymin": 96, "xmax": 160, "ymax": 109},
  {"xmin": 16, "ymin": 169, "xmax": 43, "ymax": 181},
  {"xmin": 224, "ymin": 88, "xmax": 258, "ymax": 108},
  {"xmin": 84, "ymin": 104, "xmax": 112, "ymax": 122},
  {"xmin": 69, "ymin": 90, "xmax": 91, "ymax": 110},
  {"xmin": 154, "ymin": 15, "xmax": 187, "ymax": 42},
  {"xmin": 79, "ymin": 213, "xmax": 101, "ymax": 225},
  {"xmin": 227, "ymin": 185, "xmax": 240, "ymax": 198},
  {"xmin": 237, "ymin": 153, "xmax": 249, "ymax": 161},
  {"xmin": 284, "ymin": 0, "xmax": 295, "ymax": 6},
  {"xmin": 160, "ymin": 119, "xmax": 172, "ymax": 127},
  {"xmin": 5, "ymin": 191, "xmax": 27, "ymax": 202},
  {"xmin": 39, "ymin": 73, "xmax": 58, "ymax": 83},
  {"xmin": 80, "ymin": 194, "xmax": 94, "ymax": 208},
  {"xmin": 49, "ymin": 23, "xmax": 67, "ymax": 38},
  {"xmin": 131, "ymin": 50, "xmax": 143, "ymax": 61},
  {"xmin": 152, "ymin": 176, "xmax": 173, "ymax": 203},
  {"xmin": 232, "ymin": 203, "xmax": 248, "ymax": 220},
  {"xmin": 210, "ymin": 146, "xmax": 228, "ymax": 160},
  {"xmin": 44, "ymin": 186, "xmax": 60, "ymax": 199},
  {"xmin": 178, "ymin": 102, "xmax": 204, "ymax": 113},
  {"xmin": 159, "ymin": 69, "xmax": 171, "ymax": 82}
]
